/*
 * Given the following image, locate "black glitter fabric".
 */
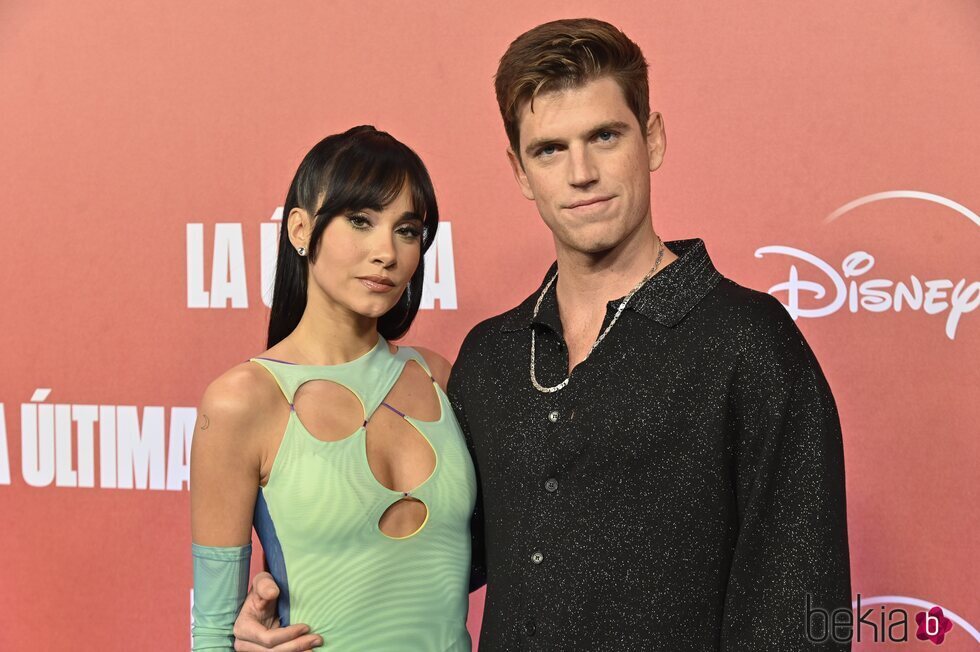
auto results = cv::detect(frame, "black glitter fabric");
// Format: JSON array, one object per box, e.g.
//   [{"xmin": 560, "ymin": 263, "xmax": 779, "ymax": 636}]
[{"xmin": 448, "ymin": 239, "xmax": 851, "ymax": 651}]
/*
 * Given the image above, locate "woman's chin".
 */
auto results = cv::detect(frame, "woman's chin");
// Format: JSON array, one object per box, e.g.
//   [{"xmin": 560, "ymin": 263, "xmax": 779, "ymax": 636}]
[{"xmin": 353, "ymin": 301, "xmax": 400, "ymax": 320}]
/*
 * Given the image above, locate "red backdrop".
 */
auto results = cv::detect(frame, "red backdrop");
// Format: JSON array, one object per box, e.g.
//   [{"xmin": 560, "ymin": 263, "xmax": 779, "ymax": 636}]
[{"xmin": 1, "ymin": 1, "xmax": 977, "ymax": 650}]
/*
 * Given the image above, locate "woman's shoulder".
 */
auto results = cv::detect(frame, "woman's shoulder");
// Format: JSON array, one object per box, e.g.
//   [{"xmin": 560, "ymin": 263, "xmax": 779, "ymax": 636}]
[
  {"xmin": 191, "ymin": 361, "xmax": 287, "ymax": 476},
  {"xmin": 199, "ymin": 361, "xmax": 284, "ymax": 432},
  {"xmin": 405, "ymin": 345, "xmax": 452, "ymax": 389}
]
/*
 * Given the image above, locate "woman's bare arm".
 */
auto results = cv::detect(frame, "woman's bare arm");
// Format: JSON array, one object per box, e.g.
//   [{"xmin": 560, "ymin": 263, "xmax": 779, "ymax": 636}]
[{"xmin": 191, "ymin": 363, "xmax": 278, "ymax": 546}]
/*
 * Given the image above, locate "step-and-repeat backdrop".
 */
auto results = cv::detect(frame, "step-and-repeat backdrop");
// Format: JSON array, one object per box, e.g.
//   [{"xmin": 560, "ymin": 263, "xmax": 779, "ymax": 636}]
[{"xmin": 1, "ymin": 2, "xmax": 977, "ymax": 650}]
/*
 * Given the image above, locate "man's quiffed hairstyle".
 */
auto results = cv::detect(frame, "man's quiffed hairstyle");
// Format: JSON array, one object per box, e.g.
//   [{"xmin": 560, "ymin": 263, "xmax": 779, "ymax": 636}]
[{"xmin": 494, "ymin": 18, "xmax": 650, "ymax": 159}]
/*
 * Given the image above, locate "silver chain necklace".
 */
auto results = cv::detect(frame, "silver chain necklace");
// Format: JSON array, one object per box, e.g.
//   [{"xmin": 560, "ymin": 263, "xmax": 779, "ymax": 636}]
[{"xmin": 530, "ymin": 239, "xmax": 666, "ymax": 393}]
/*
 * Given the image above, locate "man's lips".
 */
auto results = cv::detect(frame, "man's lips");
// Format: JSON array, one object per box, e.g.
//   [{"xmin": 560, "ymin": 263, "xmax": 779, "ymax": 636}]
[{"xmin": 564, "ymin": 195, "xmax": 615, "ymax": 209}]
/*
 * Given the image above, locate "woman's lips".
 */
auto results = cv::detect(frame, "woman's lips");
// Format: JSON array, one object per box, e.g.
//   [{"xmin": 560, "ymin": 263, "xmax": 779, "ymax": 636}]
[{"xmin": 358, "ymin": 277, "xmax": 396, "ymax": 293}]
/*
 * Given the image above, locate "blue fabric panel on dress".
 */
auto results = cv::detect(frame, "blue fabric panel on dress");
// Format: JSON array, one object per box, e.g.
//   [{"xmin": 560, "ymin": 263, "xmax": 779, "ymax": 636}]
[{"xmin": 253, "ymin": 488, "xmax": 291, "ymax": 626}]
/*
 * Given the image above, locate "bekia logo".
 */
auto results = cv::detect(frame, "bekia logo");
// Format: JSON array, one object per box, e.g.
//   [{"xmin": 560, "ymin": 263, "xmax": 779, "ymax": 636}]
[
  {"xmin": 916, "ymin": 607, "xmax": 954, "ymax": 645},
  {"xmin": 756, "ymin": 191, "xmax": 980, "ymax": 339},
  {"xmin": 804, "ymin": 594, "xmax": 978, "ymax": 646}
]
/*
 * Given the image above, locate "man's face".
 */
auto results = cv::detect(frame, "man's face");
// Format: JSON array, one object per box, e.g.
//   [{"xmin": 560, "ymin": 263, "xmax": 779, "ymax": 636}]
[{"xmin": 508, "ymin": 76, "xmax": 665, "ymax": 257}]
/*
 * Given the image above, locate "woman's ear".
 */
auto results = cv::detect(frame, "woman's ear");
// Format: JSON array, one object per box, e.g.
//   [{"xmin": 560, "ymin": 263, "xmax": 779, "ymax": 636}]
[{"xmin": 287, "ymin": 207, "xmax": 313, "ymax": 253}]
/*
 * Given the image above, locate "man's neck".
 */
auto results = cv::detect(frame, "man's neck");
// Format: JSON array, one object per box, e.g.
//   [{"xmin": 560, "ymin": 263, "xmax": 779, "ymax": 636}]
[
  {"xmin": 553, "ymin": 220, "xmax": 676, "ymax": 311},
  {"xmin": 552, "ymin": 220, "xmax": 678, "ymax": 372}
]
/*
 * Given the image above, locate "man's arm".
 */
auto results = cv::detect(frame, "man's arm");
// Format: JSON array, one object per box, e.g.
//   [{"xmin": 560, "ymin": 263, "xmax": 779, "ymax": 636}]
[
  {"xmin": 447, "ymin": 334, "xmax": 488, "ymax": 592},
  {"xmin": 721, "ymin": 298, "xmax": 851, "ymax": 650}
]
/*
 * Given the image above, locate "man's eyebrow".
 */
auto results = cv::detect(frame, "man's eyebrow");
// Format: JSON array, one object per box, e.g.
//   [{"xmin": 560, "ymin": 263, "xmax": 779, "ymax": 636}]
[
  {"xmin": 524, "ymin": 136, "xmax": 560, "ymax": 157},
  {"xmin": 591, "ymin": 120, "xmax": 632, "ymax": 135},
  {"xmin": 523, "ymin": 120, "xmax": 633, "ymax": 156}
]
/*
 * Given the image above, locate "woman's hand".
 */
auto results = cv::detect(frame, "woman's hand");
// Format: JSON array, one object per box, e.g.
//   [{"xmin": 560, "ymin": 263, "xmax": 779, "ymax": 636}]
[{"xmin": 232, "ymin": 572, "xmax": 323, "ymax": 651}]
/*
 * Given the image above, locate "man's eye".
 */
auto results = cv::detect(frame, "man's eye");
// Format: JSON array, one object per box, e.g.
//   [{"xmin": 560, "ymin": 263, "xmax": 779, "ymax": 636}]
[
  {"xmin": 536, "ymin": 145, "xmax": 557, "ymax": 157},
  {"xmin": 597, "ymin": 131, "xmax": 618, "ymax": 142}
]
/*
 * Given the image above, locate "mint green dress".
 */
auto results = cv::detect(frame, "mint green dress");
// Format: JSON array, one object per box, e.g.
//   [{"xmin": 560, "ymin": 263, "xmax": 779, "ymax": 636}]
[{"xmin": 192, "ymin": 337, "xmax": 477, "ymax": 651}]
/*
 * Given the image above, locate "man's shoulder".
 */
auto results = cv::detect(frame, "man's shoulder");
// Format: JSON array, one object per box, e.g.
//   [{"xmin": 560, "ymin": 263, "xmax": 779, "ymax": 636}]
[
  {"xmin": 446, "ymin": 296, "xmax": 530, "ymax": 401},
  {"xmin": 704, "ymin": 277, "xmax": 797, "ymax": 335},
  {"xmin": 703, "ymin": 277, "xmax": 817, "ymax": 371},
  {"xmin": 459, "ymin": 293, "xmax": 537, "ymax": 349}
]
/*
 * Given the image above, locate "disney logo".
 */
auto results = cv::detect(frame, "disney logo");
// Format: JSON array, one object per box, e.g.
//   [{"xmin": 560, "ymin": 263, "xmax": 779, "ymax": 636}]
[{"xmin": 754, "ymin": 246, "xmax": 979, "ymax": 340}]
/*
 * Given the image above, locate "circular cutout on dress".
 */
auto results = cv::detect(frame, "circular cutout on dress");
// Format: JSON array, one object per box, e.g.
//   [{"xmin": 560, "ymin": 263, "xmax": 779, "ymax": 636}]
[{"xmin": 379, "ymin": 496, "xmax": 429, "ymax": 539}]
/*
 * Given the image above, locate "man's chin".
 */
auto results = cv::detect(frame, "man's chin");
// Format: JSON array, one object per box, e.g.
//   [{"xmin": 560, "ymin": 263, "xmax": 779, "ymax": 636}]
[
  {"xmin": 553, "ymin": 226, "xmax": 625, "ymax": 256},
  {"xmin": 556, "ymin": 239, "xmax": 622, "ymax": 257}
]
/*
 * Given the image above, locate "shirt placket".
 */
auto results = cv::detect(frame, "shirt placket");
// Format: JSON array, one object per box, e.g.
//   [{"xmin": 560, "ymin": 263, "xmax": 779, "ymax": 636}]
[{"xmin": 522, "ymin": 320, "xmax": 590, "ymax": 648}]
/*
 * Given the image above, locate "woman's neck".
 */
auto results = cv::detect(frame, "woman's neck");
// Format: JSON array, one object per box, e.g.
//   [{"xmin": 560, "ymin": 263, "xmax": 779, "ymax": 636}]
[{"xmin": 273, "ymin": 299, "xmax": 380, "ymax": 366}]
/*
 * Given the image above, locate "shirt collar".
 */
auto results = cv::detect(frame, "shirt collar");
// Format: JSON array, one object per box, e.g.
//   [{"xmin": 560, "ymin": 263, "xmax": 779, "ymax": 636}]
[{"xmin": 499, "ymin": 238, "xmax": 723, "ymax": 333}]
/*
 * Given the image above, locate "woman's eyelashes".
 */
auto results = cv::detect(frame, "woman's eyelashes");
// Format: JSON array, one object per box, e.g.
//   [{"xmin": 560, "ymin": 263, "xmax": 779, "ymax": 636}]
[
  {"xmin": 347, "ymin": 213, "xmax": 371, "ymax": 229},
  {"xmin": 346, "ymin": 213, "xmax": 421, "ymax": 240},
  {"xmin": 396, "ymin": 223, "xmax": 422, "ymax": 240}
]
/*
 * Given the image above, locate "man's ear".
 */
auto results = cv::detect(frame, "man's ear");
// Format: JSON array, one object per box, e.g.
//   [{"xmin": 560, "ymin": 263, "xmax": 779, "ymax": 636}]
[
  {"xmin": 646, "ymin": 112, "xmax": 666, "ymax": 172},
  {"xmin": 506, "ymin": 148, "xmax": 535, "ymax": 201},
  {"xmin": 287, "ymin": 207, "xmax": 313, "ymax": 252}
]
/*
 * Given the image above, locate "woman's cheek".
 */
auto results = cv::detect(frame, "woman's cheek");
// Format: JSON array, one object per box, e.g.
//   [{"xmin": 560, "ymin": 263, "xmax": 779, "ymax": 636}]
[{"xmin": 400, "ymin": 245, "xmax": 422, "ymax": 279}]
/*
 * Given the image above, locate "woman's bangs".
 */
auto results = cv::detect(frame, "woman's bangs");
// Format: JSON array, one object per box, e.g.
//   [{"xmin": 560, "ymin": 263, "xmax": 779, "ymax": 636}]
[{"xmin": 315, "ymin": 142, "xmax": 424, "ymax": 219}]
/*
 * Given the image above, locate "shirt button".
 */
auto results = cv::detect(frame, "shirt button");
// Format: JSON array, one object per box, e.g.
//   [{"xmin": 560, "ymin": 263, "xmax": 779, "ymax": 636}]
[
  {"xmin": 524, "ymin": 618, "xmax": 536, "ymax": 636},
  {"xmin": 530, "ymin": 551, "xmax": 544, "ymax": 564},
  {"xmin": 548, "ymin": 410, "xmax": 559, "ymax": 423},
  {"xmin": 544, "ymin": 478, "xmax": 559, "ymax": 493}
]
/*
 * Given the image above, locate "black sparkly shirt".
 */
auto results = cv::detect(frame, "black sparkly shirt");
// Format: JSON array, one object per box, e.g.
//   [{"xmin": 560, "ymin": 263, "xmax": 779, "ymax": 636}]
[{"xmin": 448, "ymin": 239, "xmax": 851, "ymax": 651}]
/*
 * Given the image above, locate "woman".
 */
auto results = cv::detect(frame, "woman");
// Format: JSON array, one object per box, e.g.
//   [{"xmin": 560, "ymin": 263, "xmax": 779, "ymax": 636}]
[{"xmin": 191, "ymin": 126, "xmax": 476, "ymax": 651}]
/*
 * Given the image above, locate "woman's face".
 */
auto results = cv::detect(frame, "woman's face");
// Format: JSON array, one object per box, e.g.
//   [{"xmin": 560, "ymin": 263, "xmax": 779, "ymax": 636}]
[{"xmin": 298, "ymin": 184, "xmax": 424, "ymax": 321}]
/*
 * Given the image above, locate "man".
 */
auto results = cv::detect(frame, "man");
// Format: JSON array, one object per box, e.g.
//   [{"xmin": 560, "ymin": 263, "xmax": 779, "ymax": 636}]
[{"xmin": 233, "ymin": 18, "xmax": 851, "ymax": 650}]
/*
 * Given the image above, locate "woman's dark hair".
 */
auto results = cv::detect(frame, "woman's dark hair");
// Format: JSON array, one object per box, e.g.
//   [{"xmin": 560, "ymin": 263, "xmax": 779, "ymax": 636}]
[{"xmin": 267, "ymin": 125, "xmax": 438, "ymax": 348}]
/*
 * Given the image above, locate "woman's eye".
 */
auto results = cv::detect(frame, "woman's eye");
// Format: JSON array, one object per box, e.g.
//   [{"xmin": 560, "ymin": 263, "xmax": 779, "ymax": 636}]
[
  {"xmin": 397, "ymin": 226, "xmax": 422, "ymax": 239},
  {"xmin": 347, "ymin": 214, "xmax": 370, "ymax": 228}
]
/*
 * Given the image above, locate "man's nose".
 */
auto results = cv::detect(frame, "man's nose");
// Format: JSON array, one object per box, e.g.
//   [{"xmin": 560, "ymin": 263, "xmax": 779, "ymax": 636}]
[{"xmin": 567, "ymin": 145, "xmax": 599, "ymax": 188}]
